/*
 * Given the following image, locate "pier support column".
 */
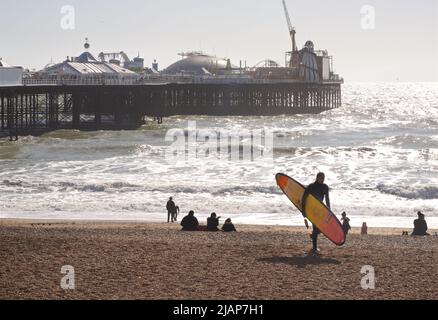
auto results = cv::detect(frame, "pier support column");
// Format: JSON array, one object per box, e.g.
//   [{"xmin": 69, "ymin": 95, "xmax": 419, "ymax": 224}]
[
  {"xmin": 48, "ymin": 93, "xmax": 59, "ymax": 129},
  {"xmin": 95, "ymin": 90, "xmax": 102, "ymax": 128},
  {"xmin": 72, "ymin": 93, "xmax": 81, "ymax": 129}
]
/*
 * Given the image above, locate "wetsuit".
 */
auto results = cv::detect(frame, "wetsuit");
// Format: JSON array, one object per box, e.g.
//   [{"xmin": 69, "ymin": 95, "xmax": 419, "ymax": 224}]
[{"xmin": 302, "ymin": 182, "xmax": 330, "ymax": 251}]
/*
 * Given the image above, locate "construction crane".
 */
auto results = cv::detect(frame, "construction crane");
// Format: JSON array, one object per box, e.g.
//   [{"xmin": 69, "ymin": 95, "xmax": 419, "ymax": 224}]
[{"xmin": 282, "ymin": 0, "xmax": 297, "ymax": 52}]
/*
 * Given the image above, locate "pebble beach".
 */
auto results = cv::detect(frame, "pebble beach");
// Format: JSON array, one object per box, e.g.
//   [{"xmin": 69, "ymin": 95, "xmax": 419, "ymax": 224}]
[{"xmin": 0, "ymin": 219, "xmax": 437, "ymax": 300}]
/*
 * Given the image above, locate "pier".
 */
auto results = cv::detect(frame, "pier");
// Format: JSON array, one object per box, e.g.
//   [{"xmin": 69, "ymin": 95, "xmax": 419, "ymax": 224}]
[{"xmin": 0, "ymin": 82, "xmax": 341, "ymax": 140}]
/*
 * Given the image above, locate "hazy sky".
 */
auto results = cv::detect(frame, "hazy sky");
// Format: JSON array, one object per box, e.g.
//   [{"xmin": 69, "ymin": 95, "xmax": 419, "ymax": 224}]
[{"xmin": 1, "ymin": 0, "xmax": 437, "ymax": 81}]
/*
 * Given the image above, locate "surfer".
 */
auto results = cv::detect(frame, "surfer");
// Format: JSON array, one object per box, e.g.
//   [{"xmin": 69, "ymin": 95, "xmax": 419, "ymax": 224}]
[
  {"xmin": 412, "ymin": 211, "xmax": 430, "ymax": 236},
  {"xmin": 302, "ymin": 172, "xmax": 331, "ymax": 253},
  {"xmin": 166, "ymin": 197, "xmax": 176, "ymax": 223},
  {"xmin": 181, "ymin": 211, "xmax": 199, "ymax": 231}
]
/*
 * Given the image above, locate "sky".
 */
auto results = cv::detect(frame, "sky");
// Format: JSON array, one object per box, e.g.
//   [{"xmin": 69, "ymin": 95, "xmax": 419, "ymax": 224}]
[{"xmin": 0, "ymin": 0, "xmax": 437, "ymax": 81}]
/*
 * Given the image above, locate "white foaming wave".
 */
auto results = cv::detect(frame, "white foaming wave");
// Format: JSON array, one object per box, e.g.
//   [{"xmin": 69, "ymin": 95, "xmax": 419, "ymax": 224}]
[
  {"xmin": 1, "ymin": 83, "xmax": 438, "ymax": 227},
  {"xmin": 372, "ymin": 135, "xmax": 438, "ymax": 149},
  {"xmin": 377, "ymin": 184, "xmax": 438, "ymax": 200}
]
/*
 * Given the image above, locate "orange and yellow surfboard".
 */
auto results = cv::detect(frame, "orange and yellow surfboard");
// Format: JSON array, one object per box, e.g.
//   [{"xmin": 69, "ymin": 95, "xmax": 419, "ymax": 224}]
[{"xmin": 276, "ymin": 173, "xmax": 345, "ymax": 246}]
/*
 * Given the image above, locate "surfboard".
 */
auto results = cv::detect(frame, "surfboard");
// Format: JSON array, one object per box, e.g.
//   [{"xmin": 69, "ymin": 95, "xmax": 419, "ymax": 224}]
[{"xmin": 276, "ymin": 173, "xmax": 345, "ymax": 246}]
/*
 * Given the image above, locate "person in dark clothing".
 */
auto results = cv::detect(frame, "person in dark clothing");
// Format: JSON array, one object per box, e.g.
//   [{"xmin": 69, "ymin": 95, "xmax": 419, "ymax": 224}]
[
  {"xmin": 412, "ymin": 211, "xmax": 430, "ymax": 236},
  {"xmin": 181, "ymin": 211, "xmax": 199, "ymax": 231},
  {"xmin": 166, "ymin": 197, "xmax": 176, "ymax": 223},
  {"xmin": 222, "ymin": 218, "xmax": 237, "ymax": 232},
  {"xmin": 341, "ymin": 212, "xmax": 351, "ymax": 235},
  {"xmin": 173, "ymin": 206, "xmax": 180, "ymax": 222},
  {"xmin": 207, "ymin": 212, "xmax": 221, "ymax": 231},
  {"xmin": 301, "ymin": 172, "xmax": 331, "ymax": 254}
]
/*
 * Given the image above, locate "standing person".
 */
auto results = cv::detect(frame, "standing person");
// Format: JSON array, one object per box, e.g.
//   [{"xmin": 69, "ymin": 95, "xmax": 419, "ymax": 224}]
[
  {"xmin": 166, "ymin": 197, "xmax": 176, "ymax": 223},
  {"xmin": 341, "ymin": 212, "xmax": 351, "ymax": 235},
  {"xmin": 181, "ymin": 211, "xmax": 199, "ymax": 231},
  {"xmin": 302, "ymin": 172, "xmax": 331, "ymax": 254},
  {"xmin": 173, "ymin": 206, "xmax": 180, "ymax": 222},
  {"xmin": 361, "ymin": 222, "xmax": 368, "ymax": 235},
  {"xmin": 207, "ymin": 213, "xmax": 221, "ymax": 232},
  {"xmin": 412, "ymin": 211, "xmax": 430, "ymax": 236}
]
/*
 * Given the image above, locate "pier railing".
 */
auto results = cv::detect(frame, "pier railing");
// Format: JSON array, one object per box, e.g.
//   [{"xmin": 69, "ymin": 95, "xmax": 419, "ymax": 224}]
[{"xmin": 22, "ymin": 78, "xmax": 140, "ymax": 86}]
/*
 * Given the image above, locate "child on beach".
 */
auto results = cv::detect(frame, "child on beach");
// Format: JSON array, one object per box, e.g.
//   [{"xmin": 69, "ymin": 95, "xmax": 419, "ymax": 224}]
[
  {"xmin": 173, "ymin": 206, "xmax": 180, "ymax": 222},
  {"xmin": 222, "ymin": 218, "xmax": 237, "ymax": 232},
  {"xmin": 361, "ymin": 222, "xmax": 368, "ymax": 235},
  {"xmin": 341, "ymin": 212, "xmax": 351, "ymax": 235}
]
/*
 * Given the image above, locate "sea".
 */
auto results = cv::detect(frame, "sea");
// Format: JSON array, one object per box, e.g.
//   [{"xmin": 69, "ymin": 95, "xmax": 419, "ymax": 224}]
[{"xmin": 0, "ymin": 82, "xmax": 437, "ymax": 228}]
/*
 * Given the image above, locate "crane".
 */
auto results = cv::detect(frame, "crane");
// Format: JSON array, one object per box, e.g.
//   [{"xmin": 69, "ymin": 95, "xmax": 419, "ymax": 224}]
[{"xmin": 282, "ymin": 0, "xmax": 297, "ymax": 52}]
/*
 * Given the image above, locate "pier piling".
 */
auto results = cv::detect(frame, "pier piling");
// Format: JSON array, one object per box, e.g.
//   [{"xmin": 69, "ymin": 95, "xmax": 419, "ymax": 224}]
[{"xmin": 0, "ymin": 82, "xmax": 342, "ymax": 138}]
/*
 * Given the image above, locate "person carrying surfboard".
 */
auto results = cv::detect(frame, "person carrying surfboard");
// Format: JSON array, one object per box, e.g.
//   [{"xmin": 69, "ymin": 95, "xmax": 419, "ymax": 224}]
[{"xmin": 302, "ymin": 172, "xmax": 331, "ymax": 254}]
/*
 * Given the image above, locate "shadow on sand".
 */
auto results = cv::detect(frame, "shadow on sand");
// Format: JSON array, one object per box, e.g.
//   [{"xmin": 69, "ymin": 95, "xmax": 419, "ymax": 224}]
[{"xmin": 259, "ymin": 254, "xmax": 340, "ymax": 268}]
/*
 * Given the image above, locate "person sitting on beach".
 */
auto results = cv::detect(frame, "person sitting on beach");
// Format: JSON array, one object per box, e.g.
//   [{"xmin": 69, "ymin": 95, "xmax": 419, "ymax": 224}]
[
  {"xmin": 222, "ymin": 218, "xmax": 237, "ymax": 232},
  {"xmin": 341, "ymin": 212, "xmax": 351, "ymax": 235},
  {"xmin": 412, "ymin": 211, "xmax": 430, "ymax": 236},
  {"xmin": 166, "ymin": 197, "xmax": 176, "ymax": 223},
  {"xmin": 181, "ymin": 211, "xmax": 199, "ymax": 231},
  {"xmin": 207, "ymin": 213, "xmax": 221, "ymax": 232}
]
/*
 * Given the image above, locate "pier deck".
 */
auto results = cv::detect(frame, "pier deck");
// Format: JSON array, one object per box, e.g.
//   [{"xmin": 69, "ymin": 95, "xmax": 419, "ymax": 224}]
[{"xmin": 0, "ymin": 82, "xmax": 341, "ymax": 139}]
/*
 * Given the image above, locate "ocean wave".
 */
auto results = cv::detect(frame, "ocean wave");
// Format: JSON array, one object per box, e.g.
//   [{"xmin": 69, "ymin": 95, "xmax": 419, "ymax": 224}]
[
  {"xmin": 211, "ymin": 186, "xmax": 280, "ymax": 196},
  {"xmin": 1, "ymin": 180, "xmax": 142, "ymax": 193},
  {"xmin": 0, "ymin": 179, "xmax": 281, "ymax": 196},
  {"xmin": 373, "ymin": 134, "xmax": 438, "ymax": 149},
  {"xmin": 149, "ymin": 185, "xmax": 281, "ymax": 196},
  {"xmin": 377, "ymin": 184, "xmax": 438, "ymax": 200},
  {"xmin": 273, "ymin": 146, "xmax": 377, "ymax": 156}
]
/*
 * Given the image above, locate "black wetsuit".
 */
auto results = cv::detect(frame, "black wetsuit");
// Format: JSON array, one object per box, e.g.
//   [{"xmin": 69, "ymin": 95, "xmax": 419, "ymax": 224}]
[{"xmin": 302, "ymin": 182, "xmax": 330, "ymax": 251}]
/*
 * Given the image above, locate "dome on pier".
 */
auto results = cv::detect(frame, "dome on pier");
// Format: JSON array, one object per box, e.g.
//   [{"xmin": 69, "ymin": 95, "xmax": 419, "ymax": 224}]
[{"xmin": 164, "ymin": 52, "xmax": 234, "ymax": 75}]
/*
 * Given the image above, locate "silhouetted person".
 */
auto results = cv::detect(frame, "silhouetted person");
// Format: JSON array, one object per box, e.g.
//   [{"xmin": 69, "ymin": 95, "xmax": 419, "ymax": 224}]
[
  {"xmin": 166, "ymin": 197, "xmax": 176, "ymax": 223},
  {"xmin": 302, "ymin": 172, "xmax": 330, "ymax": 254},
  {"xmin": 412, "ymin": 211, "xmax": 430, "ymax": 236},
  {"xmin": 181, "ymin": 211, "xmax": 199, "ymax": 231},
  {"xmin": 173, "ymin": 206, "xmax": 180, "ymax": 222},
  {"xmin": 222, "ymin": 218, "xmax": 237, "ymax": 232},
  {"xmin": 341, "ymin": 212, "xmax": 351, "ymax": 235},
  {"xmin": 207, "ymin": 212, "xmax": 221, "ymax": 232},
  {"xmin": 361, "ymin": 222, "xmax": 368, "ymax": 235}
]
